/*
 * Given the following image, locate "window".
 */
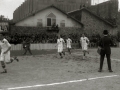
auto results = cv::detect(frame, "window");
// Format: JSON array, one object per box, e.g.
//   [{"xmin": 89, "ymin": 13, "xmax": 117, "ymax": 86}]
[
  {"xmin": 47, "ymin": 13, "xmax": 56, "ymax": 27},
  {"xmin": 47, "ymin": 18, "xmax": 51, "ymax": 26},
  {"xmin": 37, "ymin": 19, "xmax": 43, "ymax": 27},
  {"xmin": 60, "ymin": 20, "xmax": 65, "ymax": 27}
]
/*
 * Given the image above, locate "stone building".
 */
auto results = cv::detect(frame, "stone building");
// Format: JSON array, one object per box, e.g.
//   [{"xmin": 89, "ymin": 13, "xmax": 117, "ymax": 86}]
[
  {"xmin": 88, "ymin": 0, "xmax": 118, "ymax": 25},
  {"xmin": 68, "ymin": 8, "xmax": 117, "ymax": 36}
]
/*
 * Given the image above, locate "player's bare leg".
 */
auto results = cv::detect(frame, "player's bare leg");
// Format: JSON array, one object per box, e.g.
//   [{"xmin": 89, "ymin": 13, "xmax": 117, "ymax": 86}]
[
  {"xmin": 11, "ymin": 57, "xmax": 19, "ymax": 62},
  {"xmin": 5, "ymin": 57, "xmax": 19, "ymax": 64},
  {"xmin": 14, "ymin": 56, "xmax": 19, "ymax": 62},
  {"xmin": 1, "ymin": 61, "xmax": 7, "ymax": 73}
]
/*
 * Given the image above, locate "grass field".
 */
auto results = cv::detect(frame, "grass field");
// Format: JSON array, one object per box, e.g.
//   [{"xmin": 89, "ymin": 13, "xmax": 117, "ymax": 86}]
[{"xmin": 0, "ymin": 48, "xmax": 120, "ymax": 90}]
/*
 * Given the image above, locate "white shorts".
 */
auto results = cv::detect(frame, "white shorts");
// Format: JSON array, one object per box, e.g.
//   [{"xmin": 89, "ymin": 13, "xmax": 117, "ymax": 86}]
[
  {"xmin": 0, "ymin": 51, "xmax": 10, "ymax": 63},
  {"xmin": 67, "ymin": 45, "xmax": 71, "ymax": 48},
  {"xmin": 58, "ymin": 46, "xmax": 63, "ymax": 53},
  {"xmin": 82, "ymin": 45, "xmax": 88, "ymax": 51}
]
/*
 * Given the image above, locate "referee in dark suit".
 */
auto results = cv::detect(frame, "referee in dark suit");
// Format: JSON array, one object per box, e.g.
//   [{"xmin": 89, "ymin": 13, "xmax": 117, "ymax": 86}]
[{"xmin": 98, "ymin": 30, "xmax": 113, "ymax": 72}]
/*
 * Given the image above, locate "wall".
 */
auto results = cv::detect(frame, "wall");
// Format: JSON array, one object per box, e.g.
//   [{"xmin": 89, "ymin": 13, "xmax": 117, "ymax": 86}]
[
  {"xmin": 81, "ymin": 10, "xmax": 117, "ymax": 36},
  {"xmin": 13, "ymin": 0, "xmax": 91, "ymax": 22},
  {"xmin": 11, "ymin": 44, "xmax": 57, "ymax": 50},
  {"xmin": 11, "ymin": 43, "xmax": 80, "ymax": 50},
  {"xmin": 88, "ymin": 0, "xmax": 118, "ymax": 24},
  {"xmin": 15, "ymin": 7, "xmax": 82, "ymax": 28}
]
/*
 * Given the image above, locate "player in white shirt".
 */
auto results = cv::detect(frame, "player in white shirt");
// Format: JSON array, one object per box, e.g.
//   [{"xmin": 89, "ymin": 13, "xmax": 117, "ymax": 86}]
[
  {"xmin": 0, "ymin": 34, "xmax": 18, "ymax": 73},
  {"xmin": 80, "ymin": 34, "xmax": 89, "ymax": 59},
  {"xmin": 57, "ymin": 35, "xmax": 65, "ymax": 58},
  {"xmin": 66, "ymin": 37, "xmax": 72, "ymax": 54}
]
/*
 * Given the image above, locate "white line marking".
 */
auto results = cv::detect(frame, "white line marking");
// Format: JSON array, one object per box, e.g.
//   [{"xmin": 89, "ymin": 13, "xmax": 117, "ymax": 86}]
[
  {"xmin": 112, "ymin": 58, "xmax": 120, "ymax": 61},
  {"xmin": 8, "ymin": 79, "xmax": 87, "ymax": 90},
  {"xmin": 88, "ymin": 75, "xmax": 119, "ymax": 80},
  {"xmin": 7, "ymin": 75, "xmax": 119, "ymax": 90}
]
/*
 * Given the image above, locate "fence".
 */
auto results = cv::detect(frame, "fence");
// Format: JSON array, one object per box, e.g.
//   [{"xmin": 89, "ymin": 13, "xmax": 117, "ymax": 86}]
[
  {"xmin": 11, "ymin": 42, "xmax": 120, "ymax": 51},
  {"xmin": 11, "ymin": 43, "xmax": 80, "ymax": 50}
]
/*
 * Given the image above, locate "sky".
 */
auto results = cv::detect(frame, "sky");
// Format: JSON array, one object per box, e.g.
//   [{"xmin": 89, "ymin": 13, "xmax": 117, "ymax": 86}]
[
  {"xmin": 0, "ymin": 0, "xmax": 120, "ymax": 20},
  {"xmin": 0, "ymin": 0, "xmax": 25, "ymax": 19},
  {"xmin": 92, "ymin": 0, "xmax": 109, "ymax": 5}
]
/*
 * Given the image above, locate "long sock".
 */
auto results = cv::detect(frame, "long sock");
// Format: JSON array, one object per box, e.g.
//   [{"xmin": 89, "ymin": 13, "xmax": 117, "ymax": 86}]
[
  {"xmin": 14, "ymin": 57, "xmax": 19, "ymax": 62},
  {"xmin": 84, "ymin": 53, "xmax": 85, "ymax": 56},
  {"xmin": 1, "ymin": 61, "xmax": 7, "ymax": 73},
  {"xmin": 68, "ymin": 48, "xmax": 71, "ymax": 54},
  {"xmin": 83, "ymin": 52, "xmax": 86, "ymax": 59},
  {"xmin": 2, "ymin": 65, "xmax": 7, "ymax": 72},
  {"xmin": 62, "ymin": 51, "xmax": 65, "ymax": 55},
  {"xmin": 59, "ymin": 53, "xmax": 63, "ymax": 58},
  {"xmin": 2, "ymin": 65, "xmax": 5, "ymax": 69}
]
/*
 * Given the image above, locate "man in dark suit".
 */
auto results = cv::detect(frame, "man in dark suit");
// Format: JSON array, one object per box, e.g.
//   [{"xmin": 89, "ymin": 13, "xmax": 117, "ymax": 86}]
[
  {"xmin": 98, "ymin": 30, "xmax": 113, "ymax": 72},
  {"xmin": 22, "ymin": 38, "xmax": 32, "ymax": 55}
]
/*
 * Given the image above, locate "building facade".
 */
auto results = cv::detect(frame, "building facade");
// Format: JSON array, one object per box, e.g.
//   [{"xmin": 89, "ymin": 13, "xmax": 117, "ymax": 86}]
[
  {"xmin": 13, "ymin": 0, "xmax": 91, "ymax": 23},
  {"xmin": 15, "ymin": 5, "xmax": 83, "ymax": 28}
]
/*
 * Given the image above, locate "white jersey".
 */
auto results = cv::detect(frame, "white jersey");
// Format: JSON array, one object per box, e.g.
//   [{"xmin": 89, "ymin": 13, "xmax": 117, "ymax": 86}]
[
  {"xmin": 0, "ymin": 38, "xmax": 11, "ymax": 52},
  {"xmin": 57, "ymin": 38, "xmax": 65, "ymax": 52},
  {"xmin": 57, "ymin": 38, "xmax": 65, "ymax": 47},
  {"xmin": 0, "ymin": 38, "xmax": 11, "ymax": 62},
  {"xmin": 66, "ymin": 38, "xmax": 72, "ymax": 48},
  {"xmin": 80, "ymin": 37, "xmax": 89, "ymax": 45},
  {"xmin": 80, "ymin": 37, "xmax": 89, "ymax": 50}
]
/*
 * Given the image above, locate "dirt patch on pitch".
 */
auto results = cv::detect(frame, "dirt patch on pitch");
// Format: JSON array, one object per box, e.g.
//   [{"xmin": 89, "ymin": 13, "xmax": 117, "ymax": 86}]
[{"xmin": 0, "ymin": 51, "xmax": 120, "ymax": 89}]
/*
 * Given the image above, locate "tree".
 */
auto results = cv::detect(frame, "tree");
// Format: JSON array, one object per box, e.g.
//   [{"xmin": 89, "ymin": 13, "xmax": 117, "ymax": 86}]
[{"xmin": 0, "ymin": 15, "xmax": 9, "ymax": 21}]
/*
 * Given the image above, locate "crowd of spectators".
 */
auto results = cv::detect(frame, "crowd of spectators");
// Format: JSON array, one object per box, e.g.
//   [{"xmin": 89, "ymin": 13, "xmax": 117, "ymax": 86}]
[
  {"xmin": 6, "ymin": 33, "xmax": 57, "ymax": 44},
  {"xmin": 3, "ymin": 33, "xmax": 119, "ymax": 47},
  {"xmin": 4, "ymin": 33, "xmax": 81, "ymax": 44}
]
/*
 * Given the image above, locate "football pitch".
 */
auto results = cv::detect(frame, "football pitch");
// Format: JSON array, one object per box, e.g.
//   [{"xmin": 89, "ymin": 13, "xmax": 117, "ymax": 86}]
[{"xmin": 0, "ymin": 48, "xmax": 120, "ymax": 90}]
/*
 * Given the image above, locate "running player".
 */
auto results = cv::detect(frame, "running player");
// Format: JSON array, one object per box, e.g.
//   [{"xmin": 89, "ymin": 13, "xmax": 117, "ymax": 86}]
[
  {"xmin": 0, "ymin": 34, "xmax": 18, "ymax": 73},
  {"xmin": 57, "ymin": 35, "xmax": 65, "ymax": 58},
  {"xmin": 66, "ymin": 36, "xmax": 72, "ymax": 54},
  {"xmin": 80, "ymin": 34, "xmax": 89, "ymax": 59}
]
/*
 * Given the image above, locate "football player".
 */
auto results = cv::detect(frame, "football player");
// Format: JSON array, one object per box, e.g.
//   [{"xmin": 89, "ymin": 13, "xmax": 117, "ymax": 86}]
[
  {"xmin": 0, "ymin": 34, "xmax": 19, "ymax": 73},
  {"xmin": 80, "ymin": 34, "xmax": 89, "ymax": 59}
]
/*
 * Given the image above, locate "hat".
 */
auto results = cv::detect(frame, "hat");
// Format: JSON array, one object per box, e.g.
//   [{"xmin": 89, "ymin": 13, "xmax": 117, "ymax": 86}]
[{"xmin": 103, "ymin": 30, "xmax": 108, "ymax": 35}]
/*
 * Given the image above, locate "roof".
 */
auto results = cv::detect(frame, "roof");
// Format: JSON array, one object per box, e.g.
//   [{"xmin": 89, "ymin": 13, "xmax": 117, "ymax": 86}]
[
  {"xmin": 68, "ymin": 8, "xmax": 117, "ymax": 27},
  {"xmin": 15, "ymin": 5, "xmax": 84, "ymax": 27}
]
